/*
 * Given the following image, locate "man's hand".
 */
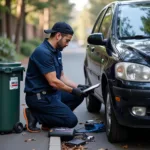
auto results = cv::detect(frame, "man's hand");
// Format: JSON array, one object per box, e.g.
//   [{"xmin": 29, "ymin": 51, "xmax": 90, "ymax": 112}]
[
  {"xmin": 77, "ymin": 84, "xmax": 90, "ymax": 91},
  {"xmin": 71, "ymin": 88, "xmax": 87, "ymax": 97}
]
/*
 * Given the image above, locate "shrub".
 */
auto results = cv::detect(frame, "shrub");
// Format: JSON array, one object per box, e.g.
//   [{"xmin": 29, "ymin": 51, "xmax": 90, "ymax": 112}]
[
  {"xmin": 0, "ymin": 37, "xmax": 16, "ymax": 62},
  {"xmin": 27, "ymin": 38, "xmax": 42, "ymax": 47},
  {"xmin": 20, "ymin": 42, "xmax": 35, "ymax": 57}
]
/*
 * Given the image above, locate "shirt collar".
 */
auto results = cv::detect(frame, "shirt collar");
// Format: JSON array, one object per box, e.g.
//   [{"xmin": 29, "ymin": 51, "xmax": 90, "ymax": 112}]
[{"xmin": 43, "ymin": 38, "xmax": 57, "ymax": 53}]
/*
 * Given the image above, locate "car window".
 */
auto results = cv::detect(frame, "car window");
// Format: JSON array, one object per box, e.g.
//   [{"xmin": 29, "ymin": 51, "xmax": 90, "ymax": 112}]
[
  {"xmin": 117, "ymin": 3, "xmax": 150, "ymax": 39},
  {"xmin": 99, "ymin": 7, "xmax": 112, "ymax": 39},
  {"xmin": 92, "ymin": 9, "xmax": 106, "ymax": 33}
]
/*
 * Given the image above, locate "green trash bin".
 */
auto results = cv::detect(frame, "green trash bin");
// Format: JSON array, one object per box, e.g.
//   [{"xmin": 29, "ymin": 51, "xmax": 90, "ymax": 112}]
[{"xmin": 0, "ymin": 62, "xmax": 25, "ymax": 134}]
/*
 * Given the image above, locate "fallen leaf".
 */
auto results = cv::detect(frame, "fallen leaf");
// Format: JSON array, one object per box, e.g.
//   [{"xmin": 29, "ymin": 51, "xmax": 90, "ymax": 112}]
[
  {"xmin": 24, "ymin": 138, "xmax": 36, "ymax": 142},
  {"xmin": 22, "ymin": 132, "xmax": 26, "ymax": 136},
  {"xmin": 62, "ymin": 143, "xmax": 85, "ymax": 150},
  {"xmin": 122, "ymin": 145, "xmax": 128, "ymax": 149},
  {"xmin": 31, "ymin": 138, "xmax": 36, "ymax": 141},
  {"xmin": 79, "ymin": 122, "xmax": 84, "ymax": 125}
]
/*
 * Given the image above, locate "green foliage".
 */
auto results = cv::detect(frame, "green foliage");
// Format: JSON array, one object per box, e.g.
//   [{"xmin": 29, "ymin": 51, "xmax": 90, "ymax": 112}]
[
  {"xmin": 27, "ymin": 38, "xmax": 42, "ymax": 47},
  {"xmin": 29, "ymin": 0, "xmax": 55, "ymax": 10},
  {"xmin": 26, "ymin": 0, "xmax": 74, "ymax": 28},
  {"xmin": 0, "ymin": 5, "xmax": 9, "ymax": 13},
  {"xmin": 0, "ymin": 0, "xmax": 8, "ymax": 13},
  {"xmin": 0, "ymin": 37, "xmax": 16, "ymax": 62},
  {"xmin": 16, "ymin": 53, "xmax": 26, "ymax": 61},
  {"xmin": 50, "ymin": 0, "xmax": 74, "ymax": 24},
  {"xmin": 20, "ymin": 42, "xmax": 35, "ymax": 57},
  {"xmin": 21, "ymin": 39, "xmax": 42, "ymax": 57},
  {"xmin": 26, "ymin": 0, "xmax": 56, "ymax": 14},
  {"xmin": 141, "ymin": 10, "xmax": 150, "ymax": 36}
]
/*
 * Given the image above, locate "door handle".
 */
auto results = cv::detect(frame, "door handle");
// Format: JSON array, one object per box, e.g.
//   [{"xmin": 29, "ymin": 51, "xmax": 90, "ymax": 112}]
[
  {"xmin": 86, "ymin": 44, "xmax": 90, "ymax": 50},
  {"xmin": 91, "ymin": 47, "xmax": 95, "ymax": 52}
]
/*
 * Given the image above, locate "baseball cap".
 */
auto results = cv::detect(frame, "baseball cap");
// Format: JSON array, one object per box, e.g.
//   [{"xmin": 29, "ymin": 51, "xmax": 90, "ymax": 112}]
[{"xmin": 44, "ymin": 22, "xmax": 74, "ymax": 35}]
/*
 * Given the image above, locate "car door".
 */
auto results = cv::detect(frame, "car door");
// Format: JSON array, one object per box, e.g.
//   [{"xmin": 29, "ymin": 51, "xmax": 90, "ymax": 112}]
[
  {"xmin": 86, "ymin": 9, "xmax": 106, "ymax": 90},
  {"xmin": 94, "ymin": 7, "xmax": 113, "ymax": 99}
]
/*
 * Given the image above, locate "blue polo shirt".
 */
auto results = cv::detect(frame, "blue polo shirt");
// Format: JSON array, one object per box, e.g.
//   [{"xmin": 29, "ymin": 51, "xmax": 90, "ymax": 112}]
[{"xmin": 24, "ymin": 38, "xmax": 63, "ymax": 93}]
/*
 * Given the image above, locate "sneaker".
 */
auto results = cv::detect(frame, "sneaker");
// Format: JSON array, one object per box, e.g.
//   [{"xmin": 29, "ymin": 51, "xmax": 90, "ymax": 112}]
[{"xmin": 23, "ymin": 108, "xmax": 41, "ymax": 133}]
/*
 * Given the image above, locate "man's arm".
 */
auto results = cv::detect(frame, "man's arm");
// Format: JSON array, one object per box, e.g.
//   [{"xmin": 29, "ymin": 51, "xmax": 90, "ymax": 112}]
[
  {"xmin": 44, "ymin": 71, "xmax": 87, "ymax": 97},
  {"xmin": 60, "ymin": 71, "xmax": 77, "ymax": 88},
  {"xmin": 44, "ymin": 71, "xmax": 73, "ymax": 93}
]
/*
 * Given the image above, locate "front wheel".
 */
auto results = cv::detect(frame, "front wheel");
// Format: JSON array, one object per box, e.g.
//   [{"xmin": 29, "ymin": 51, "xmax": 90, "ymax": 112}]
[{"xmin": 105, "ymin": 86, "xmax": 128, "ymax": 143}]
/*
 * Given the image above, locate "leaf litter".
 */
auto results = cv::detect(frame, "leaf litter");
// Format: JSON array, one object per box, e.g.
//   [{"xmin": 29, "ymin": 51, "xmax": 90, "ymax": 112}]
[{"xmin": 24, "ymin": 138, "xmax": 36, "ymax": 142}]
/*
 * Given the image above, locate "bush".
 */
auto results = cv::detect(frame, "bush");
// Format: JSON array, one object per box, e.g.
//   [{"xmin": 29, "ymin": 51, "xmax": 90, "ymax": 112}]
[
  {"xmin": 20, "ymin": 42, "xmax": 35, "ymax": 57},
  {"xmin": 0, "ymin": 37, "xmax": 16, "ymax": 62},
  {"xmin": 27, "ymin": 38, "xmax": 42, "ymax": 47}
]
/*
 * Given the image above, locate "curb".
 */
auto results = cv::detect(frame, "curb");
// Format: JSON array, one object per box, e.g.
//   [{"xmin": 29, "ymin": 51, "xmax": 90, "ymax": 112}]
[{"xmin": 49, "ymin": 137, "xmax": 61, "ymax": 150}]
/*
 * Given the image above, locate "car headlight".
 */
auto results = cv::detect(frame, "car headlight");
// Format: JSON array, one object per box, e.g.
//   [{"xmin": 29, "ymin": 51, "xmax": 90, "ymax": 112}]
[{"xmin": 115, "ymin": 62, "xmax": 150, "ymax": 81}]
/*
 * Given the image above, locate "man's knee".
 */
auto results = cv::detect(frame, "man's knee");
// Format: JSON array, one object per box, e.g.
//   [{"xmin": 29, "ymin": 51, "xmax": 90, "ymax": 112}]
[{"xmin": 67, "ymin": 115, "xmax": 78, "ymax": 128}]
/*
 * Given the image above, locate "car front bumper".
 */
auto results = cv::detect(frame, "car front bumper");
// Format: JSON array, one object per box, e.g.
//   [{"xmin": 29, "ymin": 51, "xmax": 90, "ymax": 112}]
[{"xmin": 112, "ymin": 86, "xmax": 150, "ymax": 128}]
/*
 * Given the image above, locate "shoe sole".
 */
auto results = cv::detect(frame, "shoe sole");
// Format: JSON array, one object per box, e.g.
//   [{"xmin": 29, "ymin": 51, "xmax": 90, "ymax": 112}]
[
  {"xmin": 23, "ymin": 108, "xmax": 40, "ymax": 133},
  {"xmin": 41, "ymin": 127, "xmax": 50, "ymax": 131}
]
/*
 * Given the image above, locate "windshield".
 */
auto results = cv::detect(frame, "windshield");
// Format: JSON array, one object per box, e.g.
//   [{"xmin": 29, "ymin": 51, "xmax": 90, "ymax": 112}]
[{"xmin": 117, "ymin": 3, "xmax": 150, "ymax": 39}]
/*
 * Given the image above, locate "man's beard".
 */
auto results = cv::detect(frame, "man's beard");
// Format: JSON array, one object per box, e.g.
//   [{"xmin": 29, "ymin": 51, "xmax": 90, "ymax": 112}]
[{"xmin": 56, "ymin": 39, "xmax": 65, "ymax": 51}]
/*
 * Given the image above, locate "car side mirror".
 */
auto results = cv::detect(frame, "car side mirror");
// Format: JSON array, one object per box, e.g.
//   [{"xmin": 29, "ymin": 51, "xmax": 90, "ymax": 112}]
[{"xmin": 87, "ymin": 33, "xmax": 107, "ymax": 45}]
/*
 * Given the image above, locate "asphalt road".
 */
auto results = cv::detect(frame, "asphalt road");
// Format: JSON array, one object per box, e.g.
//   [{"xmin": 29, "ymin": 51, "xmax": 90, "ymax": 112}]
[{"xmin": 1, "ymin": 42, "xmax": 150, "ymax": 150}]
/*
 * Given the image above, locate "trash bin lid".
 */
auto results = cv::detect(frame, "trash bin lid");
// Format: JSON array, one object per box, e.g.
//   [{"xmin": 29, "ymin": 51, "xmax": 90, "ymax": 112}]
[
  {"xmin": 0, "ymin": 62, "xmax": 25, "ymax": 73},
  {"xmin": 0, "ymin": 62, "xmax": 22, "ymax": 67}
]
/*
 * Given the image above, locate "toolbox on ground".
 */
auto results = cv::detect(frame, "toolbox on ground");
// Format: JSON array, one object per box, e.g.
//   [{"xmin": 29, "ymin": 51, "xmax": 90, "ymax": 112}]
[{"xmin": 48, "ymin": 128, "xmax": 75, "ymax": 141}]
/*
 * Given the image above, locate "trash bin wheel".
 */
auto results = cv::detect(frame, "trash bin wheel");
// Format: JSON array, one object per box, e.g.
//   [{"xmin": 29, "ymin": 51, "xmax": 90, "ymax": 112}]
[{"xmin": 14, "ymin": 122, "xmax": 24, "ymax": 133}]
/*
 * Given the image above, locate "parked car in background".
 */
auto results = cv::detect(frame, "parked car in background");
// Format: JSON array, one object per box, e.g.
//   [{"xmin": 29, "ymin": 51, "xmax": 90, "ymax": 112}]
[{"xmin": 84, "ymin": 0, "xmax": 150, "ymax": 143}]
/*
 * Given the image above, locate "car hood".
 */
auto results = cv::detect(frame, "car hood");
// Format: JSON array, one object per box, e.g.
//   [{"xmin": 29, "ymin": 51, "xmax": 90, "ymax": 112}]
[{"xmin": 116, "ymin": 39, "xmax": 150, "ymax": 66}]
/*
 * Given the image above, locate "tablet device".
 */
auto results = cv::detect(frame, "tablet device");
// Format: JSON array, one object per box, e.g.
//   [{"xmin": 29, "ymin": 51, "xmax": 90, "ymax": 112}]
[{"xmin": 83, "ymin": 83, "xmax": 100, "ymax": 93}]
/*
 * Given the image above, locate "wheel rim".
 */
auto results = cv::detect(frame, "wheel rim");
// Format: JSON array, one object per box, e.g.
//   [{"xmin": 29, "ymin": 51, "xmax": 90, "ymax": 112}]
[{"xmin": 106, "ymin": 92, "xmax": 111, "ymax": 134}]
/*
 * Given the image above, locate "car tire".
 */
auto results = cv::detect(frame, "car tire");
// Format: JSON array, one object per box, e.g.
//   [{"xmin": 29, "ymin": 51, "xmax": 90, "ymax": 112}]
[{"xmin": 105, "ymin": 86, "xmax": 128, "ymax": 143}]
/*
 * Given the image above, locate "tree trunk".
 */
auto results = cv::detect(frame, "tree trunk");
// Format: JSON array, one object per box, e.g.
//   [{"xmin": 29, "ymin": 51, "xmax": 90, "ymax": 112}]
[
  {"xmin": 48, "ymin": 7, "xmax": 51, "ymax": 28},
  {"xmin": 44, "ymin": 7, "xmax": 49, "ymax": 29},
  {"xmin": 14, "ymin": 0, "xmax": 25, "ymax": 53},
  {"xmin": 22, "ymin": 13, "xmax": 27, "ymax": 42},
  {"xmin": 39, "ymin": 10, "xmax": 44, "ymax": 38},
  {"xmin": 5, "ymin": 0, "xmax": 11, "ymax": 40},
  {"xmin": 0, "ymin": 11, "xmax": 3, "ymax": 36}
]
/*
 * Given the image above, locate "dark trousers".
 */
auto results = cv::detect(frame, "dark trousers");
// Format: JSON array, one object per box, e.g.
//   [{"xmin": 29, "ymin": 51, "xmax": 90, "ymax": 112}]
[{"xmin": 25, "ymin": 91, "xmax": 84, "ymax": 128}]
